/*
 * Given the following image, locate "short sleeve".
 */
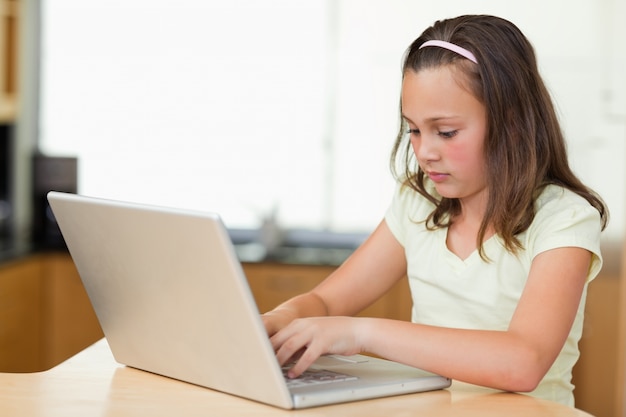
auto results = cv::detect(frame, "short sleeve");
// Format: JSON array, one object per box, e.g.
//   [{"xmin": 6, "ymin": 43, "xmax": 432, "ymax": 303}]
[
  {"xmin": 525, "ymin": 186, "xmax": 604, "ymax": 282},
  {"xmin": 385, "ymin": 183, "xmax": 408, "ymax": 245},
  {"xmin": 384, "ymin": 183, "xmax": 436, "ymax": 248}
]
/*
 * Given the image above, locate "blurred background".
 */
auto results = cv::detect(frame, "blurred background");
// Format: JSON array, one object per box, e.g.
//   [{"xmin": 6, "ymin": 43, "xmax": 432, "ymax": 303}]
[{"xmin": 4, "ymin": 0, "xmax": 624, "ymax": 239}]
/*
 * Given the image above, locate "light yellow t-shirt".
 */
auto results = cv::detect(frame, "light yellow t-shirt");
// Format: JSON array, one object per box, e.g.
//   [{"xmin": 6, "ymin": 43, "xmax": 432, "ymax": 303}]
[{"xmin": 384, "ymin": 183, "xmax": 603, "ymax": 406}]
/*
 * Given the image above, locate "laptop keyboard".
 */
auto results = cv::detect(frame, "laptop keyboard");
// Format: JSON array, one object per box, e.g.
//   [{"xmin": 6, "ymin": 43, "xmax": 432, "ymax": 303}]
[{"xmin": 282, "ymin": 367, "xmax": 358, "ymax": 388}]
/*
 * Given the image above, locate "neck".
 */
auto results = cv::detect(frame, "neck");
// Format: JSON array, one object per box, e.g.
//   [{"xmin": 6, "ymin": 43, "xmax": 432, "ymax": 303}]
[{"xmin": 455, "ymin": 191, "xmax": 489, "ymax": 227}]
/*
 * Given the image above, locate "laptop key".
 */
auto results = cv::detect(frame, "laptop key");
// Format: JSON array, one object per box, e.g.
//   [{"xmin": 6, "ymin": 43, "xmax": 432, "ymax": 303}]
[{"xmin": 283, "ymin": 368, "xmax": 358, "ymax": 388}]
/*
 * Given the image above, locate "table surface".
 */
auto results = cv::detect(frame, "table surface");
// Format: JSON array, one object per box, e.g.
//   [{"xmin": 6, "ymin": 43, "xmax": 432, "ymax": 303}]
[{"xmin": 0, "ymin": 338, "xmax": 593, "ymax": 417}]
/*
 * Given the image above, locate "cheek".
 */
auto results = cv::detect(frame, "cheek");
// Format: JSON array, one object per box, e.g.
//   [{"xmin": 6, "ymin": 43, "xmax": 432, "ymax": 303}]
[
  {"xmin": 447, "ymin": 141, "xmax": 485, "ymax": 172},
  {"xmin": 446, "ymin": 141, "xmax": 471, "ymax": 163}
]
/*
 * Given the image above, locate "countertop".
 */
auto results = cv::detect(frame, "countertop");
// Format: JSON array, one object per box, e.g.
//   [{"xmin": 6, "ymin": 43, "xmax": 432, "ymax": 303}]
[{"xmin": 0, "ymin": 228, "xmax": 369, "ymax": 267}]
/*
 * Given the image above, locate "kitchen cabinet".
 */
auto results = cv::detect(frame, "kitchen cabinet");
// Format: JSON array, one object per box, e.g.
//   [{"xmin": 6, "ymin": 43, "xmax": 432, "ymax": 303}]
[
  {"xmin": 242, "ymin": 262, "xmax": 412, "ymax": 320},
  {"xmin": 0, "ymin": 253, "xmax": 410, "ymax": 373},
  {"xmin": 243, "ymin": 259, "xmax": 624, "ymax": 417},
  {"xmin": 4, "ymin": 251, "xmax": 621, "ymax": 417},
  {"xmin": 618, "ymin": 253, "xmax": 626, "ymax": 417},
  {"xmin": 0, "ymin": 0, "xmax": 18, "ymax": 122},
  {"xmin": 0, "ymin": 256, "xmax": 42, "ymax": 372},
  {"xmin": 571, "ymin": 259, "xmax": 623, "ymax": 417},
  {"xmin": 0, "ymin": 253, "xmax": 103, "ymax": 372},
  {"xmin": 38, "ymin": 253, "xmax": 104, "ymax": 369}
]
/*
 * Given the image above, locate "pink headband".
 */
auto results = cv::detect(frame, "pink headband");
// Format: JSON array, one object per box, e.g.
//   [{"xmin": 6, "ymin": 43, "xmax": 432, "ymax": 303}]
[{"xmin": 419, "ymin": 40, "xmax": 478, "ymax": 64}]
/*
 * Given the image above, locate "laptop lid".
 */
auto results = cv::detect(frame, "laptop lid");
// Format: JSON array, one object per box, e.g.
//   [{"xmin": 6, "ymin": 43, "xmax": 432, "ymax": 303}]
[
  {"xmin": 48, "ymin": 191, "xmax": 293, "ymax": 408},
  {"xmin": 47, "ymin": 191, "xmax": 450, "ymax": 409}
]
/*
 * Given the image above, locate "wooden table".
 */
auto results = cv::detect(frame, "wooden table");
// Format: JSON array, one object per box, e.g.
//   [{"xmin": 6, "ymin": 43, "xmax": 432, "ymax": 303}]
[{"xmin": 0, "ymin": 338, "xmax": 593, "ymax": 417}]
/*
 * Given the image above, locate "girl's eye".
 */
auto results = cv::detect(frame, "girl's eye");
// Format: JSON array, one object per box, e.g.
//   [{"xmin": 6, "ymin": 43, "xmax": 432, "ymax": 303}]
[
  {"xmin": 438, "ymin": 130, "xmax": 458, "ymax": 139},
  {"xmin": 406, "ymin": 128, "xmax": 420, "ymax": 136}
]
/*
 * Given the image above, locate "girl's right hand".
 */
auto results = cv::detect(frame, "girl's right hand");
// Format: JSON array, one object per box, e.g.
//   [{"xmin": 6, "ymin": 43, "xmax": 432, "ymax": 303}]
[
  {"xmin": 262, "ymin": 309, "xmax": 298, "ymax": 337},
  {"xmin": 261, "ymin": 292, "xmax": 331, "ymax": 337}
]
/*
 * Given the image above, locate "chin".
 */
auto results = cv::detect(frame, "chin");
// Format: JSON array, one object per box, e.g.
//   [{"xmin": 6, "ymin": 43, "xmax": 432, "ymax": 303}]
[{"xmin": 432, "ymin": 185, "xmax": 460, "ymax": 199}]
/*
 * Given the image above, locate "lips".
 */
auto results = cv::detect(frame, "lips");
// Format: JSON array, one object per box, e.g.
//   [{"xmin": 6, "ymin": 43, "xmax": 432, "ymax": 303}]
[{"xmin": 427, "ymin": 171, "xmax": 449, "ymax": 182}]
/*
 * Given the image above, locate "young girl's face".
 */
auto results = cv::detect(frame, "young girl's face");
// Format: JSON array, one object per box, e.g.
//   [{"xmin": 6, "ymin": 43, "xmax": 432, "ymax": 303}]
[{"xmin": 401, "ymin": 66, "xmax": 488, "ymax": 206}]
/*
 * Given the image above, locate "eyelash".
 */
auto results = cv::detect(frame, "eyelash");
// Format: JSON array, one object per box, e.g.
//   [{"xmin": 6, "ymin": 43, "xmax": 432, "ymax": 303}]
[
  {"xmin": 406, "ymin": 129, "xmax": 458, "ymax": 139},
  {"xmin": 439, "ymin": 130, "xmax": 458, "ymax": 139}
]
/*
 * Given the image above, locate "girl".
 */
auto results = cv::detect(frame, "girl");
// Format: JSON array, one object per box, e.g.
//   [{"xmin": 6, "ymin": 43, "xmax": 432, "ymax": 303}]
[{"xmin": 263, "ymin": 14, "xmax": 608, "ymax": 406}]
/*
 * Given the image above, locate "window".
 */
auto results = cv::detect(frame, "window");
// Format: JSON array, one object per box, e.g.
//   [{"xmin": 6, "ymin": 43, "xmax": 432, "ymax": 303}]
[
  {"xmin": 39, "ymin": 0, "xmax": 405, "ymax": 232},
  {"xmin": 39, "ymin": 0, "xmax": 624, "ymax": 237}
]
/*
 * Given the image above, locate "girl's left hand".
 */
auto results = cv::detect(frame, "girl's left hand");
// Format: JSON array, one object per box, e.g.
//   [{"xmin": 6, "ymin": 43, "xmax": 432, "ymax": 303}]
[{"xmin": 270, "ymin": 316, "xmax": 368, "ymax": 378}]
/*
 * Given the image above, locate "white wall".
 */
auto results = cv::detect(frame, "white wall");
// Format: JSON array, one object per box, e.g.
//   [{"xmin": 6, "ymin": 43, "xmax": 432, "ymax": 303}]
[
  {"xmin": 12, "ymin": 0, "xmax": 39, "ymax": 241},
  {"xmin": 22, "ymin": 0, "xmax": 626, "ymax": 241}
]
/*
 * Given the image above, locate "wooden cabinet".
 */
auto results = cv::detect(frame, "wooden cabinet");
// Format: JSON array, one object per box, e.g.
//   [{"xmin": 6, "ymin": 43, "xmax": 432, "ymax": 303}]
[
  {"xmin": 39, "ymin": 253, "xmax": 104, "ymax": 369},
  {"xmin": 243, "ymin": 260, "xmax": 624, "ymax": 417},
  {"xmin": 242, "ymin": 262, "xmax": 412, "ymax": 321},
  {"xmin": 617, "ymin": 247, "xmax": 626, "ymax": 417},
  {"xmin": 0, "ymin": 253, "xmax": 103, "ymax": 372},
  {"xmin": 0, "ymin": 257, "xmax": 42, "ymax": 372},
  {"xmin": 0, "ymin": 255, "xmax": 410, "ymax": 373},
  {"xmin": 0, "ymin": 0, "xmax": 18, "ymax": 122},
  {"xmin": 572, "ymin": 273, "xmax": 621, "ymax": 417},
  {"xmin": 4, "ymin": 251, "xmax": 623, "ymax": 415}
]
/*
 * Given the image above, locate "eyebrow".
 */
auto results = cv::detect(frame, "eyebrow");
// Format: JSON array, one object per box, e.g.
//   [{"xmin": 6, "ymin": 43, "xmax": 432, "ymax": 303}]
[{"xmin": 401, "ymin": 114, "xmax": 461, "ymax": 124}]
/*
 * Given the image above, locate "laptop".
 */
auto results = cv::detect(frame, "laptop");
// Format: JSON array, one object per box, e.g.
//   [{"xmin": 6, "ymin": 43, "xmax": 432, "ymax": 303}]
[{"xmin": 47, "ymin": 191, "xmax": 451, "ymax": 409}]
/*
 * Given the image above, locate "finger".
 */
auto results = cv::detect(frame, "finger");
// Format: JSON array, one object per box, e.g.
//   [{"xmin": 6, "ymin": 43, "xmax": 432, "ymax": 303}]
[
  {"xmin": 270, "ymin": 329, "xmax": 289, "ymax": 352},
  {"xmin": 269, "ymin": 319, "xmax": 305, "ymax": 351},
  {"xmin": 275, "ymin": 337, "xmax": 308, "ymax": 367},
  {"xmin": 284, "ymin": 348, "xmax": 305, "ymax": 364},
  {"xmin": 286, "ymin": 346, "xmax": 322, "ymax": 378},
  {"xmin": 262, "ymin": 315, "xmax": 279, "ymax": 337},
  {"xmin": 273, "ymin": 327, "xmax": 314, "ymax": 367}
]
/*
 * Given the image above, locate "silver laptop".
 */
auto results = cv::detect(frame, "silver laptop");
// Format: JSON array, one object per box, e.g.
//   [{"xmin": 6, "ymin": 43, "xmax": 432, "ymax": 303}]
[{"xmin": 47, "ymin": 191, "xmax": 451, "ymax": 409}]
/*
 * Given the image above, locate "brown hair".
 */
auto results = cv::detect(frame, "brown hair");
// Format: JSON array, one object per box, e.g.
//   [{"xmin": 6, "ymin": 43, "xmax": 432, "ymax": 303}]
[{"xmin": 390, "ymin": 15, "xmax": 608, "ymax": 259}]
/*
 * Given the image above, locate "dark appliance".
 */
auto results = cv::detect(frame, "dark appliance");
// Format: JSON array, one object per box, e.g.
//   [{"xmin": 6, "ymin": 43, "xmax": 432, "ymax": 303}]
[
  {"xmin": 0, "ymin": 125, "xmax": 12, "ymax": 238},
  {"xmin": 32, "ymin": 154, "xmax": 78, "ymax": 248}
]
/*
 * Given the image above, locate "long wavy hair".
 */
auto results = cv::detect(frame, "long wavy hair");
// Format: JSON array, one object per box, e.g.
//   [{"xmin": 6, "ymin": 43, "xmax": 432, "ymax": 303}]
[{"xmin": 390, "ymin": 15, "xmax": 608, "ymax": 259}]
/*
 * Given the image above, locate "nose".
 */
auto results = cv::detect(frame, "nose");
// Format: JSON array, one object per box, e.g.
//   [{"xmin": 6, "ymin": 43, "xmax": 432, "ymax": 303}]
[{"xmin": 411, "ymin": 134, "xmax": 439, "ymax": 163}]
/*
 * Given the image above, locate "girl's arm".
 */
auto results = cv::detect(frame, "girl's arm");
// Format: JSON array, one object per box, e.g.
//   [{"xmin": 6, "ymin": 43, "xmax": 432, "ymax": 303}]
[
  {"xmin": 272, "ymin": 238, "xmax": 591, "ymax": 393},
  {"xmin": 262, "ymin": 219, "xmax": 408, "ymax": 336},
  {"xmin": 360, "ymin": 246, "xmax": 590, "ymax": 392}
]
